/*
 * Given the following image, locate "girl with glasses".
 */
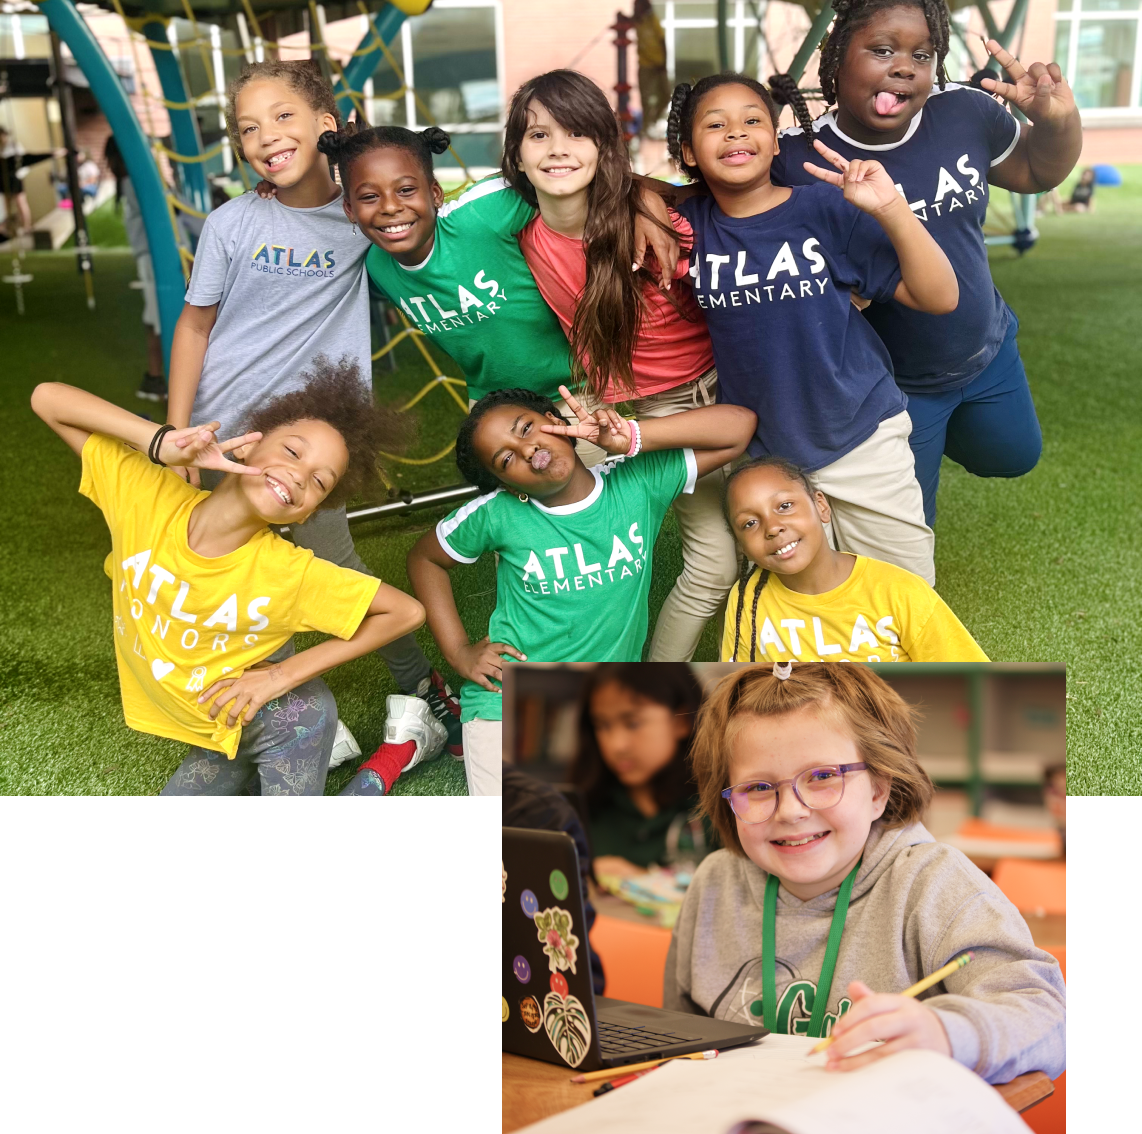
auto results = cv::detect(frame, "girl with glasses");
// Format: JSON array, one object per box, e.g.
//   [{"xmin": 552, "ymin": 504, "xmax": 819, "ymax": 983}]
[{"xmin": 665, "ymin": 663, "xmax": 1064, "ymax": 1084}]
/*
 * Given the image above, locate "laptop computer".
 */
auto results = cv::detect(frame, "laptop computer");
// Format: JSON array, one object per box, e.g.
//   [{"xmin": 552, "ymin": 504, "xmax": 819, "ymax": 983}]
[{"xmin": 503, "ymin": 826, "xmax": 765, "ymax": 1072}]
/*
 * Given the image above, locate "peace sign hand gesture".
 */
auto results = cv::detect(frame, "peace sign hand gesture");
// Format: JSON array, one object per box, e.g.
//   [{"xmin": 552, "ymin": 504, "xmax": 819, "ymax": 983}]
[
  {"xmin": 980, "ymin": 38, "xmax": 1076, "ymax": 126},
  {"xmin": 162, "ymin": 422, "xmax": 265, "ymax": 476},
  {"xmin": 540, "ymin": 385, "xmax": 632, "ymax": 457},
  {"xmin": 803, "ymin": 140, "xmax": 903, "ymax": 220}
]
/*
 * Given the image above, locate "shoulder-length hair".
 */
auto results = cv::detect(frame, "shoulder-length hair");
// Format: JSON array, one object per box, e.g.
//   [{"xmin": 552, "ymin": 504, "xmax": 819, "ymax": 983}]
[
  {"xmin": 570, "ymin": 663, "xmax": 705, "ymax": 813},
  {"xmin": 691, "ymin": 664, "xmax": 933, "ymax": 856},
  {"xmin": 501, "ymin": 70, "xmax": 679, "ymax": 402}
]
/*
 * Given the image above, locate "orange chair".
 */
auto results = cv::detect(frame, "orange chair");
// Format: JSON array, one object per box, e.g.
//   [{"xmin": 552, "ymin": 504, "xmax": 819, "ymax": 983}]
[
  {"xmin": 1022, "ymin": 945, "xmax": 1065, "ymax": 1134},
  {"xmin": 991, "ymin": 859, "xmax": 1066, "ymax": 916},
  {"xmin": 588, "ymin": 914, "xmax": 673, "ymax": 1007}
]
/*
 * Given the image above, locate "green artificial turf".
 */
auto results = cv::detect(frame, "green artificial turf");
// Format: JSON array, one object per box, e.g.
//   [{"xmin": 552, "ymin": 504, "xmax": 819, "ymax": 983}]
[{"xmin": 1, "ymin": 170, "xmax": 1139, "ymax": 794}]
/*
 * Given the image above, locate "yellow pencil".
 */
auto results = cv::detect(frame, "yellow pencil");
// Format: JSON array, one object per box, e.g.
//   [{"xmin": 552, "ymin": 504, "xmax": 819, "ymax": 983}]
[
  {"xmin": 808, "ymin": 951, "xmax": 975, "ymax": 1055},
  {"xmin": 570, "ymin": 1049, "xmax": 719, "ymax": 1084}
]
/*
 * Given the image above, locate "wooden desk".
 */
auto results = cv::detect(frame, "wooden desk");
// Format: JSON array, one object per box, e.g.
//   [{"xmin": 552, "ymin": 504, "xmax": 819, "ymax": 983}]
[{"xmin": 502, "ymin": 1054, "xmax": 1053, "ymax": 1133}]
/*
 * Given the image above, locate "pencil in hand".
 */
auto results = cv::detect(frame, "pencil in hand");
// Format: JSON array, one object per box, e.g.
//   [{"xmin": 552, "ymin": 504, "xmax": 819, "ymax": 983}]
[{"xmin": 807, "ymin": 951, "xmax": 975, "ymax": 1056}]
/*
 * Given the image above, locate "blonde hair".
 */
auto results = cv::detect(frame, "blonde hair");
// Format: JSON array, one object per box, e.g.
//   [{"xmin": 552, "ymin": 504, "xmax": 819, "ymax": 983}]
[{"xmin": 691, "ymin": 664, "xmax": 933, "ymax": 857}]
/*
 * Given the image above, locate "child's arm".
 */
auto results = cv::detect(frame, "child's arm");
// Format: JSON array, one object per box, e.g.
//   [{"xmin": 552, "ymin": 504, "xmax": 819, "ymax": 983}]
[
  {"xmin": 804, "ymin": 140, "xmax": 959, "ymax": 315},
  {"xmin": 407, "ymin": 531, "xmax": 527, "ymax": 692},
  {"xmin": 31, "ymin": 382, "xmax": 262, "ymax": 474},
  {"xmin": 167, "ymin": 302, "xmax": 219, "ymax": 487},
  {"xmin": 198, "ymin": 582, "xmax": 425, "ymax": 728},
  {"xmin": 981, "ymin": 40, "xmax": 1082, "ymax": 194},
  {"xmin": 542, "ymin": 386, "xmax": 756, "ymax": 479}
]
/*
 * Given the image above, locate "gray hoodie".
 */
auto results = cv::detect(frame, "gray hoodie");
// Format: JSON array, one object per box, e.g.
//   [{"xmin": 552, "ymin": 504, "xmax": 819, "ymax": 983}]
[{"xmin": 663, "ymin": 821, "xmax": 1065, "ymax": 1084}]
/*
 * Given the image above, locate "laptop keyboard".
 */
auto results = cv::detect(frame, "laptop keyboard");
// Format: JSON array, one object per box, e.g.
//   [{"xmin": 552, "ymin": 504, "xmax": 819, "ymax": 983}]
[{"xmin": 598, "ymin": 1019, "xmax": 702, "ymax": 1055}]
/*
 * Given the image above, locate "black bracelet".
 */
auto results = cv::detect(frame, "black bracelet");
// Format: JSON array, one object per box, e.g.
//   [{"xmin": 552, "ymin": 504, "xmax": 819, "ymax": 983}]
[{"xmin": 148, "ymin": 424, "xmax": 176, "ymax": 466}]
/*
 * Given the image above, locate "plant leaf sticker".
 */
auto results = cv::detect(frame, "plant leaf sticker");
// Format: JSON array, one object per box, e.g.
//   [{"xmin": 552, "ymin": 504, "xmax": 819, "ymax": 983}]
[
  {"xmin": 544, "ymin": 991, "xmax": 591, "ymax": 1068},
  {"xmin": 533, "ymin": 906, "xmax": 580, "ymax": 975}
]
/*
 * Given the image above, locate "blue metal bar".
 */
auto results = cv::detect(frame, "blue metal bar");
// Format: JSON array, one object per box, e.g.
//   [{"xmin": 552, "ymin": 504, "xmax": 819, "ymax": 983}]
[
  {"xmin": 142, "ymin": 18, "xmax": 211, "ymax": 216},
  {"xmin": 40, "ymin": 0, "xmax": 184, "ymax": 367},
  {"xmin": 333, "ymin": 4, "xmax": 411, "ymax": 120},
  {"xmin": 787, "ymin": 4, "xmax": 835, "ymax": 84}
]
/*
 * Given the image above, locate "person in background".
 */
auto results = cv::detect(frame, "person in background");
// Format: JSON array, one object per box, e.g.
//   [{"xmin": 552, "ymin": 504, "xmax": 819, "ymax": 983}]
[
  {"xmin": 104, "ymin": 135, "xmax": 167, "ymax": 402},
  {"xmin": 0, "ymin": 125, "xmax": 60, "ymax": 240},
  {"xmin": 77, "ymin": 150, "xmax": 101, "ymax": 201},
  {"xmin": 633, "ymin": 0, "xmax": 670, "ymax": 138},
  {"xmin": 503, "ymin": 764, "xmax": 606, "ymax": 995},
  {"xmin": 1064, "ymin": 167, "xmax": 1095, "ymax": 213},
  {"xmin": 570, "ymin": 663, "xmax": 713, "ymax": 877}
]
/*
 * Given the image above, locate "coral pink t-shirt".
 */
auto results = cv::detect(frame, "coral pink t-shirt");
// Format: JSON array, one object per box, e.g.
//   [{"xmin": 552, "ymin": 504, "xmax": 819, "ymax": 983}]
[{"xmin": 517, "ymin": 209, "xmax": 714, "ymax": 402}]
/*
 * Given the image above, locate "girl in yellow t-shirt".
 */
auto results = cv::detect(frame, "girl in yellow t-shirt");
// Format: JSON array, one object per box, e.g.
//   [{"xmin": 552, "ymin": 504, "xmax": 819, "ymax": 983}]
[
  {"xmin": 721, "ymin": 458, "xmax": 987, "ymax": 663},
  {"xmin": 32, "ymin": 359, "xmax": 425, "ymax": 795}
]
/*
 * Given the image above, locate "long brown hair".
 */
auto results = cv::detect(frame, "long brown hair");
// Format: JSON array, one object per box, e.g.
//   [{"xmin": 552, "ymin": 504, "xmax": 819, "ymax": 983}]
[{"xmin": 502, "ymin": 71, "xmax": 679, "ymax": 402}]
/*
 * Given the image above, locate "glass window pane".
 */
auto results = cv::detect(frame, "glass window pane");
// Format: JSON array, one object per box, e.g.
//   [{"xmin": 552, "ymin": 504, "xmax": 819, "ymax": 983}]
[
  {"xmin": 1056, "ymin": 0, "xmax": 1073, "ymax": 11},
  {"xmin": 409, "ymin": 6, "xmax": 498, "ymax": 126},
  {"xmin": 1054, "ymin": 20, "xmax": 1072, "ymax": 70},
  {"xmin": 1082, "ymin": 0, "xmax": 1139, "ymax": 11},
  {"xmin": 1073, "ymin": 19, "xmax": 1137, "ymax": 107},
  {"xmin": 673, "ymin": 26, "xmax": 720, "ymax": 85}
]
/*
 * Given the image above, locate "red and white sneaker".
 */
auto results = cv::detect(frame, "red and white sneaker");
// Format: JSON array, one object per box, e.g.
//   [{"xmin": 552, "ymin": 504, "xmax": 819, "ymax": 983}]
[{"xmin": 417, "ymin": 670, "xmax": 464, "ymax": 759}]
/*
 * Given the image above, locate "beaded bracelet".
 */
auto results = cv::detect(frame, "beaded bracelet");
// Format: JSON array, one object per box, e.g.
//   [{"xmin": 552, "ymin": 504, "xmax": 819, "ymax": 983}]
[{"xmin": 625, "ymin": 418, "xmax": 643, "ymax": 459}]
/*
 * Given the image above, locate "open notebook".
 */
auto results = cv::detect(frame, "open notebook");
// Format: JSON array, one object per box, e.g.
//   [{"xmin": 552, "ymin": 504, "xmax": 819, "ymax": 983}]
[{"xmin": 517, "ymin": 1034, "xmax": 1029, "ymax": 1134}]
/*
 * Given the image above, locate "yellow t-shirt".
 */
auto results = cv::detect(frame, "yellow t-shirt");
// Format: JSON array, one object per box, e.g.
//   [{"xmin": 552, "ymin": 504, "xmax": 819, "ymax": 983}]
[
  {"xmin": 721, "ymin": 556, "xmax": 989, "ymax": 663},
  {"xmin": 79, "ymin": 434, "xmax": 380, "ymax": 757}
]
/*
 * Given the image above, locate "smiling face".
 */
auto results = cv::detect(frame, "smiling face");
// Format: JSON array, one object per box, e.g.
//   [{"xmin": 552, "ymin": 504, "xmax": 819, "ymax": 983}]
[
  {"xmin": 234, "ymin": 79, "xmax": 336, "ymax": 188},
  {"xmin": 834, "ymin": 5, "xmax": 935, "ymax": 139},
  {"xmin": 516, "ymin": 99, "xmax": 600, "ymax": 203},
  {"xmin": 589, "ymin": 682, "xmax": 691, "ymax": 790},
  {"xmin": 681, "ymin": 83, "xmax": 780, "ymax": 192},
  {"xmin": 234, "ymin": 419, "xmax": 348, "ymax": 525},
  {"xmin": 345, "ymin": 145, "xmax": 442, "ymax": 265},
  {"xmin": 727, "ymin": 465, "xmax": 831, "ymax": 576},
  {"xmin": 471, "ymin": 403, "xmax": 579, "ymax": 498},
  {"xmin": 727, "ymin": 707, "xmax": 888, "ymax": 899}
]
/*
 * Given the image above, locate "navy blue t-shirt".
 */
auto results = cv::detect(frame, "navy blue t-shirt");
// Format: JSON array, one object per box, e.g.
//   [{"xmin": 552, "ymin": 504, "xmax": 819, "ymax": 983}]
[
  {"xmin": 674, "ymin": 184, "xmax": 906, "ymax": 472},
  {"xmin": 772, "ymin": 83, "xmax": 1021, "ymax": 393}
]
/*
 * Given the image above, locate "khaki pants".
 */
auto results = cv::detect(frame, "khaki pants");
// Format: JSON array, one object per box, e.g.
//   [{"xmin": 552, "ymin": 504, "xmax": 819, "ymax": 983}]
[
  {"xmin": 461, "ymin": 718, "xmax": 503, "ymax": 796},
  {"xmin": 630, "ymin": 369, "xmax": 739, "ymax": 661},
  {"xmin": 808, "ymin": 410, "xmax": 935, "ymax": 586}
]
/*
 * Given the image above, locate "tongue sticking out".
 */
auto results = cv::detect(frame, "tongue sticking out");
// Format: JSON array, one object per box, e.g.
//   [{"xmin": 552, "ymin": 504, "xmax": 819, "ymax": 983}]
[
  {"xmin": 875, "ymin": 91, "xmax": 903, "ymax": 115},
  {"xmin": 531, "ymin": 449, "xmax": 551, "ymax": 471}
]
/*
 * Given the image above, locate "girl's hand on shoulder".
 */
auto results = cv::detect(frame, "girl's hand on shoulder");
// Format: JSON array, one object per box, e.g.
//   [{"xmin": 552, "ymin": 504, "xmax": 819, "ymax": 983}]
[
  {"xmin": 804, "ymin": 141, "xmax": 902, "ymax": 219},
  {"xmin": 823, "ymin": 980, "xmax": 951, "ymax": 1072},
  {"xmin": 633, "ymin": 185, "xmax": 679, "ymax": 290},
  {"xmin": 541, "ymin": 385, "xmax": 631, "ymax": 456},
  {"xmin": 199, "ymin": 662, "xmax": 289, "ymax": 728},
  {"xmin": 980, "ymin": 39, "xmax": 1076, "ymax": 126},
  {"xmin": 254, "ymin": 180, "xmax": 277, "ymax": 200},
  {"xmin": 451, "ymin": 637, "xmax": 527, "ymax": 692},
  {"xmin": 163, "ymin": 423, "xmax": 265, "ymax": 476}
]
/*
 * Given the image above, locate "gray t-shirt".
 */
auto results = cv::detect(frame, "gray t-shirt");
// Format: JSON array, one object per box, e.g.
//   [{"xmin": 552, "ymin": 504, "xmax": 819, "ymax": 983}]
[{"xmin": 185, "ymin": 192, "xmax": 371, "ymax": 439}]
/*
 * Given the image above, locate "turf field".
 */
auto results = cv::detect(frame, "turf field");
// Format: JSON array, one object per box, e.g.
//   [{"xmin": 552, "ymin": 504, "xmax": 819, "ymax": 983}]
[{"xmin": 1, "ymin": 171, "xmax": 1138, "ymax": 794}]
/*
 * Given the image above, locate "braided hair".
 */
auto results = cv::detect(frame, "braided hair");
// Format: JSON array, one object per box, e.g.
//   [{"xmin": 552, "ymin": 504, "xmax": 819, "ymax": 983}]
[
  {"xmin": 316, "ymin": 123, "xmax": 451, "ymax": 191},
  {"xmin": 723, "ymin": 456, "xmax": 817, "ymax": 662},
  {"xmin": 767, "ymin": 72, "xmax": 817, "ymax": 141},
  {"xmin": 818, "ymin": 0, "xmax": 950, "ymax": 107},
  {"xmin": 666, "ymin": 72, "xmax": 780, "ymax": 185}
]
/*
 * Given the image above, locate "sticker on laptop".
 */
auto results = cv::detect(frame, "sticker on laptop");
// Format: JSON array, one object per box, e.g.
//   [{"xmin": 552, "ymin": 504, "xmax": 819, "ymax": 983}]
[
  {"xmin": 502, "ymin": 997, "xmax": 509, "ymax": 1023},
  {"xmin": 543, "ymin": 991, "xmax": 591, "ymax": 1068},
  {"xmin": 512, "ymin": 955, "xmax": 531, "ymax": 983},
  {"xmin": 520, "ymin": 889, "xmax": 539, "ymax": 918},
  {"xmin": 519, "ymin": 995, "xmax": 542, "ymax": 1033},
  {"xmin": 549, "ymin": 869, "xmax": 569, "ymax": 900},
  {"xmin": 502, "ymin": 862, "xmax": 507, "ymax": 902},
  {"xmin": 534, "ymin": 906, "xmax": 580, "ymax": 975},
  {"xmin": 550, "ymin": 972, "xmax": 568, "ymax": 998}
]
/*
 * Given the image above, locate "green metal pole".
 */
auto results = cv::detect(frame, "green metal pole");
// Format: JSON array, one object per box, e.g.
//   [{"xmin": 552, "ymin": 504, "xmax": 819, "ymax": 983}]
[
  {"xmin": 717, "ymin": 0, "xmax": 730, "ymax": 71},
  {"xmin": 972, "ymin": 0, "xmax": 1002, "ymax": 46},
  {"xmin": 333, "ymin": 4, "xmax": 413, "ymax": 120},
  {"xmin": 787, "ymin": 4, "xmax": 835, "ymax": 84}
]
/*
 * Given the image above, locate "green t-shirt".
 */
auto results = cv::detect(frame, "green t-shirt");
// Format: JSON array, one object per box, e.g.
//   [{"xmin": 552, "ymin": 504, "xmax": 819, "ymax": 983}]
[
  {"xmin": 436, "ymin": 448, "xmax": 698, "ymax": 723},
  {"xmin": 364, "ymin": 176, "xmax": 571, "ymax": 402}
]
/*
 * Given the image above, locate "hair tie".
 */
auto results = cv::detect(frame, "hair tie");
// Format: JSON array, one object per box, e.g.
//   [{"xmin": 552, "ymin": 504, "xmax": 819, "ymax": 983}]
[
  {"xmin": 148, "ymin": 424, "xmax": 176, "ymax": 466},
  {"xmin": 772, "ymin": 661, "xmax": 793, "ymax": 681}
]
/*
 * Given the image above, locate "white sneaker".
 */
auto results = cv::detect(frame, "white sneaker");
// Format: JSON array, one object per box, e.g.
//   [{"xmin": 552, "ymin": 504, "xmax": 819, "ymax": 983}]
[
  {"xmin": 329, "ymin": 718, "xmax": 362, "ymax": 769},
  {"xmin": 384, "ymin": 694, "xmax": 448, "ymax": 772}
]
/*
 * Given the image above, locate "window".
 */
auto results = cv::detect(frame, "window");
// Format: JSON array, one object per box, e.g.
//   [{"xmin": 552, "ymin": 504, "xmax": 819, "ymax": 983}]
[{"xmin": 1054, "ymin": 0, "xmax": 1142, "ymax": 112}]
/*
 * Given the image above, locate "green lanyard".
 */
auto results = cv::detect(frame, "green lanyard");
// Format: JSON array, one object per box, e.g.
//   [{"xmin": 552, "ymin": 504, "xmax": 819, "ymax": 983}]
[{"xmin": 762, "ymin": 858, "xmax": 862, "ymax": 1038}]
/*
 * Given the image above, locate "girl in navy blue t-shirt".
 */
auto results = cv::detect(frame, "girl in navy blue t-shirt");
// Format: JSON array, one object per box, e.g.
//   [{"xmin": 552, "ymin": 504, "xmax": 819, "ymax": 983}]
[
  {"xmin": 770, "ymin": 0, "xmax": 1082, "ymax": 524},
  {"xmin": 666, "ymin": 74, "xmax": 957, "ymax": 586}
]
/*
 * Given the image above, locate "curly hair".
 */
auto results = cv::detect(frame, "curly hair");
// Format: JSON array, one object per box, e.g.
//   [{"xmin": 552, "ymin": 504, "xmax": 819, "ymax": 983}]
[
  {"xmin": 666, "ymin": 72, "xmax": 780, "ymax": 185},
  {"xmin": 317, "ymin": 124, "xmax": 451, "ymax": 192},
  {"xmin": 241, "ymin": 356, "xmax": 404, "ymax": 510},
  {"xmin": 818, "ymin": 0, "xmax": 950, "ymax": 107},
  {"xmin": 225, "ymin": 59, "xmax": 340, "ymax": 154},
  {"xmin": 455, "ymin": 388, "xmax": 569, "ymax": 494},
  {"xmin": 690, "ymin": 664, "xmax": 933, "ymax": 857}
]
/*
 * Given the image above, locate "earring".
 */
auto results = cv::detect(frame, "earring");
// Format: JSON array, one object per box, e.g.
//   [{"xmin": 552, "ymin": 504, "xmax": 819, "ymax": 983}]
[
  {"xmin": 351, "ymin": 222, "xmax": 357, "ymax": 235},
  {"xmin": 517, "ymin": 492, "xmax": 529, "ymax": 503}
]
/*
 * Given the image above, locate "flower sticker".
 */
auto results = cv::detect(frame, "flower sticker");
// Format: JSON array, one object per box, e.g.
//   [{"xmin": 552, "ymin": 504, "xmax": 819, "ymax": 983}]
[
  {"xmin": 534, "ymin": 906, "xmax": 579, "ymax": 975},
  {"xmin": 544, "ymin": 991, "xmax": 591, "ymax": 1068}
]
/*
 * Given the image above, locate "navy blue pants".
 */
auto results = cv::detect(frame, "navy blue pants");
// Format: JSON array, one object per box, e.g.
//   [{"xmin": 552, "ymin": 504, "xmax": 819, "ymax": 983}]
[{"xmin": 905, "ymin": 313, "xmax": 1042, "ymax": 526}]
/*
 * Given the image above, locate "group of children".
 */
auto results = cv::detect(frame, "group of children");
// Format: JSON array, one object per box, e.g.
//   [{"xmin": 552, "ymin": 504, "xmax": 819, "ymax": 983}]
[{"xmin": 35, "ymin": 0, "xmax": 1082, "ymax": 796}]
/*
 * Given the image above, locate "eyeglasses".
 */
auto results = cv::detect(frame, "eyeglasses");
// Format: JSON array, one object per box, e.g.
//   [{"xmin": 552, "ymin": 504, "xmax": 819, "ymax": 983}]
[{"xmin": 720, "ymin": 763, "xmax": 868, "ymax": 825}]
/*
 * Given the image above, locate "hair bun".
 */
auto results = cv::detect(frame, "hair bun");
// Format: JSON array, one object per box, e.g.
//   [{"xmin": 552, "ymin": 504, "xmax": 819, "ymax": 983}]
[
  {"xmin": 421, "ymin": 126, "xmax": 451, "ymax": 155},
  {"xmin": 317, "ymin": 130, "xmax": 343, "ymax": 158}
]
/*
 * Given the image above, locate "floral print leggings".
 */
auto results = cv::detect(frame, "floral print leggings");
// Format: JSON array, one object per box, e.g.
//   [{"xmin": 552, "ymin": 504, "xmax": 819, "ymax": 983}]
[{"xmin": 160, "ymin": 677, "xmax": 336, "ymax": 796}]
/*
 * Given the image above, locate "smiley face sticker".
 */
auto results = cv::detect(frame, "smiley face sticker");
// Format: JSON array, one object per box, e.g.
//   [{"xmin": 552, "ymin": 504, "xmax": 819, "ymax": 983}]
[
  {"xmin": 519, "ymin": 995, "xmax": 542, "ymax": 1033},
  {"xmin": 520, "ymin": 889, "xmax": 539, "ymax": 918},
  {"xmin": 549, "ymin": 869, "xmax": 569, "ymax": 901},
  {"xmin": 550, "ymin": 971, "xmax": 569, "ymax": 998},
  {"xmin": 502, "ymin": 997, "xmax": 510, "ymax": 1023},
  {"xmin": 512, "ymin": 955, "xmax": 531, "ymax": 983}
]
